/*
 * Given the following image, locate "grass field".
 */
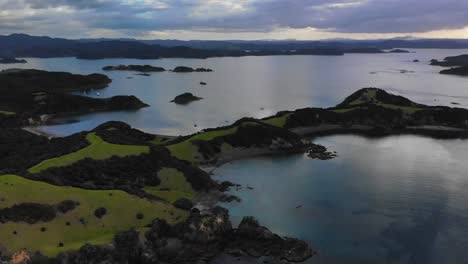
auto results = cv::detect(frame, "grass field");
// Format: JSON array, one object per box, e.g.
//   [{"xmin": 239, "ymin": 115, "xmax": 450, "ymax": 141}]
[
  {"xmin": 28, "ymin": 133, "xmax": 150, "ymax": 173},
  {"xmin": 167, "ymin": 127, "xmax": 238, "ymax": 163},
  {"xmin": 262, "ymin": 114, "xmax": 290, "ymax": 128},
  {"xmin": 144, "ymin": 168, "xmax": 195, "ymax": 203},
  {"xmin": 0, "ymin": 175, "xmax": 187, "ymax": 256}
]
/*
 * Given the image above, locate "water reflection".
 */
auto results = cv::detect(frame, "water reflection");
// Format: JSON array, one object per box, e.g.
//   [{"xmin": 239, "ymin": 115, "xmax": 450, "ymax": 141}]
[
  {"xmin": 215, "ymin": 135, "xmax": 468, "ymax": 264},
  {"xmin": 2, "ymin": 49, "xmax": 468, "ymax": 136}
]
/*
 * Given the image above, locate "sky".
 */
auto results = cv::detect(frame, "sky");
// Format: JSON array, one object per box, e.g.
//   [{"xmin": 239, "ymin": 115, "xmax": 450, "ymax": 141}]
[{"xmin": 0, "ymin": 0, "xmax": 468, "ymax": 40}]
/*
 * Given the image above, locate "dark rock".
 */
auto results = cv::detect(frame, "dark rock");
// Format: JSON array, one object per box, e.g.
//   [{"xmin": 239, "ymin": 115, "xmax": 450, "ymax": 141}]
[
  {"xmin": 200, "ymin": 82, "xmax": 207, "ymax": 85},
  {"xmin": 171, "ymin": 93, "xmax": 203, "ymax": 104},
  {"xmin": 55, "ymin": 208, "xmax": 315, "ymax": 264},
  {"xmin": 413, "ymin": 59, "xmax": 420, "ymax": 62},
  {"xmin": 219, "ymin": 194, "xmax": 241, "ymax": 203},
  {"xmin": 173, "ymin": 198, "xmax": 193, "ymax": 210},
  {"xmin": 307, "ymin": 144, "xmax": 337, "ymax": 160},
  {"xmin": 219, "ymin": 181, "xmax": 240, "ymax": 192}
]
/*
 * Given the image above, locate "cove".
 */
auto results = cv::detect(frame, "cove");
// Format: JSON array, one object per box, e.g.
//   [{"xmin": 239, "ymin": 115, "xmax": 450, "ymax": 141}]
[{"xmin": 215, "ymin": 135, "xmax": 468, "ymax": 264}]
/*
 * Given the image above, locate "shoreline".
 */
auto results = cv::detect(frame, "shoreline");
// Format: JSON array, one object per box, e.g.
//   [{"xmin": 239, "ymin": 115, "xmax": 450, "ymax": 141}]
[{"xmin": 21, "ymin": 126, "xmax": 57, "ymax": 138}]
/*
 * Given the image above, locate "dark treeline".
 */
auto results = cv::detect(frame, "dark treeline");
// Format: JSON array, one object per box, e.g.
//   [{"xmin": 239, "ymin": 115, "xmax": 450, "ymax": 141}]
[{"xmin": 4, "ymin": 34, "xmax": 468, "ymax": 60}]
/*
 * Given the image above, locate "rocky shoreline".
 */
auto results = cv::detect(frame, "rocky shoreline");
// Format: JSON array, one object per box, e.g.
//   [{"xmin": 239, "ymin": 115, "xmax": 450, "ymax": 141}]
[{"xmin": 3, "ymin": 84, "xmax": 468, "ymax": 263}]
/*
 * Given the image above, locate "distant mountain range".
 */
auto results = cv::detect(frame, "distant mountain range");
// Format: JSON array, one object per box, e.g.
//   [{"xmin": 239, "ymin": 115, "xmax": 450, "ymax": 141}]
[{"xmin": 1, "ymin": 34, "xmax": 468, "ymax": 60}]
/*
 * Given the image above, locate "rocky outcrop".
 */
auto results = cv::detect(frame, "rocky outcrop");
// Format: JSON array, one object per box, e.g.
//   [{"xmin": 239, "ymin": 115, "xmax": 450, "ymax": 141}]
[
  {"xmin": 171, "ymin": 93, "xmax": 203, "ymax": 104},
  {"xmin": 103, "ymin": 65, "xmax": 166, "ymax": 72},
  {"xmin": 51, "ymin": 207, "xmax": 315, "ymax": 264}
]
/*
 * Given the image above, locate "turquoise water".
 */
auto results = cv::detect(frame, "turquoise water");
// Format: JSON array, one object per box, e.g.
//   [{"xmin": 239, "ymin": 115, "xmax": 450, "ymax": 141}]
[
  {"xmin": 216, "ymin": 135, "xmax": 468, "ymax": 264},
  {"xmin": 1, "ymin": 49, "xmax": 467, "ymax": 136}
]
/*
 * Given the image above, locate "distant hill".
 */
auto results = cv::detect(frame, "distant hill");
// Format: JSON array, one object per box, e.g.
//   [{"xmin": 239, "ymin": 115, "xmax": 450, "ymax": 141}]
[{"xmin": 1, "ymin": 34, "xmax": 468, "ymax": 59}]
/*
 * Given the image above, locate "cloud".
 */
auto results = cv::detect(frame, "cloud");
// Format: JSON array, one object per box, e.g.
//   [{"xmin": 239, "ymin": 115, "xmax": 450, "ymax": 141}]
[{"xmin": 0, "ymin": 0, "xmax": 467, "ymax": 38}]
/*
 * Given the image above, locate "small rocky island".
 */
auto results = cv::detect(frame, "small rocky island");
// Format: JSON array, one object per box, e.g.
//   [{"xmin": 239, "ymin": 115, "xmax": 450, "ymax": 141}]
[
  {"xmin": 173, "ymin": 66, "xmax": 213, "ymax": 72},
  {"xmin": 103, "ymin": 65, "xmax": 166, "ymax": 72},
  {"xmin": 388, "ymin": 49, "xmax": 410, "ymax": 53},
  {"xmin": 171, "ymin": 93, "xmax": 203, "ymax": 104},
  {"xmin": 0, "ymin": 58, "xmax": 27, "ymax": 64}
]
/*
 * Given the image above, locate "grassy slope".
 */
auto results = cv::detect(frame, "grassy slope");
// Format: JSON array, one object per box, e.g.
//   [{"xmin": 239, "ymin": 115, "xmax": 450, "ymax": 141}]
[
  {"xmin": 28, "ymin": 133, "xmax": 150, "ymax": 173},
  {"xmin": 0, "ymin": 175, "xmax": 187, "ymax": 257},
  {"xmin": 167, "ymin": 127, "xmax": 237, "ymax": 163},
  {"xmin": 262, "ymin": 114, "xmax": 290, "ymax": 128},
  {"xmin": 144, "ymin": 168, "xmax": 195, "ymax": 203}
]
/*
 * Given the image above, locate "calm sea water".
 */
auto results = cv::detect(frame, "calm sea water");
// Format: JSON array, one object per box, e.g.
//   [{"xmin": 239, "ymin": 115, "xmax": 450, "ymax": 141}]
[
  {"xmin": 3, "ymin": 51, "xmax": 468, "ymax": 263},
  {"xmin": 1, "ymin": 49, "xmax": 467, "ymax": 136},
  {"xmin": 216, "ymin": 135, "xmax": 468, "ymax": 264}
]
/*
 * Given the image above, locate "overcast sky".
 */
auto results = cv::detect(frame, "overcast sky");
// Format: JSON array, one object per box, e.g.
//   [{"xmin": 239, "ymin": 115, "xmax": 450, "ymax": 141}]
[{"xmin": 1, "ymin": 0, "xmax": 468, "ymax": 40}]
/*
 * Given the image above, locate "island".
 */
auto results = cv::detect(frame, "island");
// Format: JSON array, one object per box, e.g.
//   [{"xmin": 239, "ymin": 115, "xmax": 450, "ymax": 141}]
[
  {"xmin": 171, "ymin": 93, "xmax": 203, "ymax": 104},
  {"xmin": 0, "ymin": 69, "xmax": 148, "ymax": 126},
  {"xmin": 173, "ymin": 66, "xmax": 213, "ymax": 73},
  {"xmin": 388, "ymin": 49, "xmax": 410, "ymax": 53},
  {"xmin": 430, "ymin": 54, "xmax": 468, "ymax": 67},
  {"xmin": 430, "ymin": 54, "xmax": 468, "ymax": 76},
  {"xmin": 2, "ymin": 87, "xmax": 468, "ymax": 263},
  {"xmin": 103, "ymin": 65, "xmax": 166, "ymax": 72},
  {"xmin": 440, "ymin": 66, "xmax": 468, "ymax": 76},
  {"xmin": 0, "ymin": 58, "xmax": 27, "ymax": 64}
]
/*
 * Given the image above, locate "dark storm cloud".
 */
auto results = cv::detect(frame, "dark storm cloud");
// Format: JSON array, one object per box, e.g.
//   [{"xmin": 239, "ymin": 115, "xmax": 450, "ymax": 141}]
[{"xmin": 1, "ymin": 0, "xmax": 467, "ymax": 36}]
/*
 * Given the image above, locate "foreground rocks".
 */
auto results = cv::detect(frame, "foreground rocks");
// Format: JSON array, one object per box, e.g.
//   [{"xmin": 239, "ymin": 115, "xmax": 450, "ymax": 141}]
[
  {"xmin": 171, "ymin": 93, "xmax": 203, "ymax": 104},
  {"xmin": 47, "ymin": 207, "xmax": 315, "ymax": 264},
  {"xmin": 307, "ymin": 144, "xmax": 338, "ymax": 160}
]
